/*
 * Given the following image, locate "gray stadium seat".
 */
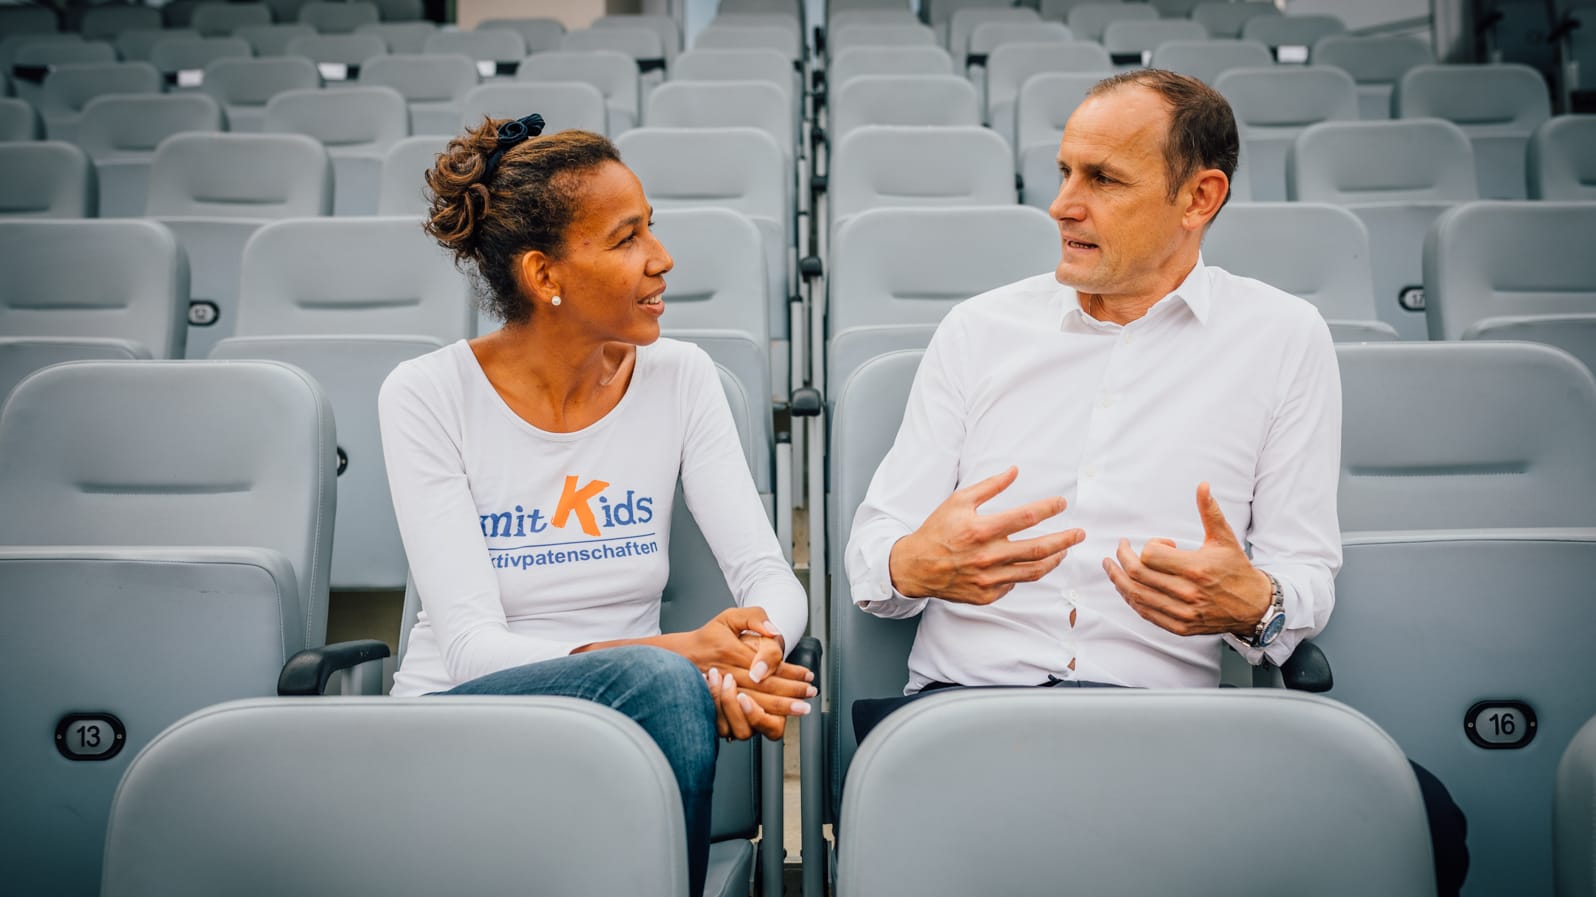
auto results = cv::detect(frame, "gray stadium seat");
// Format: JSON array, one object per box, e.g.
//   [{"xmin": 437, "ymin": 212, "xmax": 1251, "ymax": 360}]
[
  {"xmin": 1318, "ymin": 530, "xmax": 1596, "ymax": 897},
  {"xmin": 826, "ymin": 206, "xmax": 1056, "ymax": 394},
  {"xmin": 1395, "ymin": 63, "xmax": 1552, "ymax": 200},
  {"xmin": 211, "ymin": 216, "xmax": 473, "ymax": 590},
  {"xmin": 355, "ymin": 21, "xmax": 439, "ymax": 55},
  {"xmin": 77, "ymin": 93, "xmax": 224, "ymax": 218},
  {"xmin": 375, "ymin": 134, "xmax": 448, "ymax": 215},
  {"xmin": 0, "ymin": 140, "xmax": 95, "ymax": 217},
  {"xmin": 360, "ymin": 53, "xmax": 479, "ymax": 136},
  {"xmin": 645, "ymin": 80, "xmax": 793, "ymax": 158},
  {"xmin": 1288, "ymin": 119, "xmax": 1477, "ymax": 340},
  {"xmin": 692, "ymin": 23, "xmax": 803, "ymax": 62},
  {"xmin": 831, "ymin": 75, "xmax": 979, "ymax": 141},
  {"xmin": 828, "ymin": 125, "xmax": 1013, "ymax": 231},
  {"xmin": 1190, "ymin": 0, "xmax": 1280, "ymax": 39},
  {"xmin": 79, "ymin": 5, "xmax": 162, "ymax": 40},
  {"xmin": 830, "ymin": 22, "xmax": 937, "ymax": 54},
  {"xmin": 828, "ymin": 45, "xmax": 953, "ymax": 89},
  {"xmin": 424, "ymin": 28, "xmax": 526, "ymax": 77},
  {"xmin": 38, "ymin": 60, "xmax": 161, "ymax": 142},
  {"xmin": 149, "ymin": 35, "xmax": 251, "ymax": 87},
  {"xmin": 477, "ymin": 17, "xmax": 567, "ymax": 55},
  {"xmin": 1310, "ymin": 33, "xmax": 1433, "ymax": 120},
  {"xmin": 146, "ymin": 132, "xmax": 332, "ymax": 359},
  {"xmin": 1101, "ymin": 18, "xmax": 1209, "ymax": 65},
  {"xmin": 1423, "ymin": 201, "xmax": 1596, "ymax": 378},
  {"xmin": 460, "ymin": 81, "xmax": 608, "ymax": 135},
  {"xmin": 561, "ymin": 27, "xmax": 666, "ymax": 89},
  {"xmin": 284, "ymin": 32, "xmax": 388, "ymax": 81},
  {"xmin": 924, "ymin": 0, "xmax": 1011, "ymax": 30},
  {"xmin": 297, "ymin": 0, "xmax": 379, "ymax": 34},
  {"xmin": 518, "ymin": 49, "xmax": 641, "ymax": 136},
  {"xmin": 1203, "ymin": 202, "xmax": 1399, "ymax": 341},
  {"xmin": 0, "ymin": 219, "xmax": 187, "ymax": 402},
  {"xmin": 1242, "ymin": 13, "xmax": 1345, "ymax": 58},
  {"xmin": 0, "ymin": 358, "xmax": 338, "ymax": 897},
  {"xmin": 99, "ymin": 698, "xmax": 690, "ymax": 897},
  {"xmin": 4, "ymin": 37, "xmax": 102, "ymax": 110},
  {"xmin": 985, "ymin": 41, "xmax": 1108, "ymax": 146},
  {"xmin": 1556, "ymin": 713, "xmax": 1596, "ymax": 897},
  {"xmin": 371, "ymin": 0, "xmax": 423, "ymax": 22},
  {"xmin": 594, "ymin": 13, "xmax": 681, "ymax": 64},
  {"xmin": 0, "ymin": 5, "xmax": 58, "ymax": 35},
  {"xmin": 1337, "ymin": 341, "xmax": 1596, "ymax": 531},
  {"xmin": 114, "ymin": 27, "xmax": 198, "ymax": 63},
  {"xmin": 1014, "ymin": 71, "xmax": 1101, "ymax": 209},
  {"xmin": 966, "ymin": 22, "xmax": 1077, "ymax": 119},
  {"xmin": 201, "ymin": 56, "xmax": 320, "ymax": 132},
  {"xmin": 233, "ymin": 23, "xmax": 314, "ymax": 58},
  {"xmin": 261, "ymin": 0, "xmax": 313, "ymax": 26},
  {"xmin": 190, "ymin": 2, "xmax": 271, "ymax": 37},
  {"xmin": 837, "ymin": 690, "xmax": 1436, "ymax": 897},
  {"xmin": 1150, "ymin": 38, "xmax": 1274, "ymax": 86},
  {"xmin": 0, "ymin": 95, "xmax": 40, "ymax": 140},
  {"xmin": 1065, "ymin": 1, "xmax": 1158, "ymax": 43},
  {"xmin": 264, "ymin": 85, "xmax": 410, "ymax": 216},
  {"xmin": 949, "ymin": 6, "xmax": 1038, "ymax": 69},
  {"xmin": 670, "ymin": 47, "xmax": 796, "ymax": 131},
  {"xmin": 1217, "ymin": 65, "xmax": 1358, "ymax": 202},
  {"xmin": 1527, "ymin": 115, "xmax": 1596, "ymax": 200}
]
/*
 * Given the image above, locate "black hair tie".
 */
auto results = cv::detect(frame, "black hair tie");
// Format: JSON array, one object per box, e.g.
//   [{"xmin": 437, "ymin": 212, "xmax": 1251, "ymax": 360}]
[{"xmin": 482, "ymin": 113, "xmax": 545, "ymax": 183}]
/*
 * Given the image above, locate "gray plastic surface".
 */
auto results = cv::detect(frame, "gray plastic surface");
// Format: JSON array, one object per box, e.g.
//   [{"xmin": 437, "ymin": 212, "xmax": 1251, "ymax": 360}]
[
  {"xmin": 1191, "ymin": 0, "xmax": 1280, "ymax": 39},
  {"xmin": 114, "ymin": 28, "xmax": 197, "ymax": 63},
  {"xmin": 1556, "ymin": 713, "xmax": 1596, "ymax": 897},
  {"xmin": 948, "ymin": 6, "xmax": 1037, "ymax": 64},
  {"xmin": 1242, "ymin": 13, "xmax": 1344, "ymax": 49},
  {"xmin": 1395, "ymin": 64, "xmax": 1551, "ymax": 200},
  {"xmin": 830, "ymin": 22, "xmax": 936, "ymax": 53},
  {"xmin": 297, "ymin": 0, "xmax": 379, "ymax": 34},
  {"xmin": 191, "ymin": 3, "xmax": 271, "ymax": 36},
  {"xmin": 1310, "ymin": 34, "xmax": 1432, "ymax": 119},
  {"xmin": 1065, "ymin": 1, "xmax": 1157, "ymax": 42},
  {"xmin": 1101, "ymin": 18, "xmax": 1207, "ymax": 54},
  {"xmin": 0, "ymin": 95, "xmax": 40, "ymax": 140},
  {"xmin": 837, "ymin": 689, "xmax": 1436, "ymax": 897},
  {"xmin": 424, "ymin": 27, "xmax": 526, "ymax": 63},
  {"xmin": 100, "ymin": 697, "xmax": 689, "ymax": 897},
  {"xmin": 829, "ymin": 45, "xmax": 952, "ymax": 89},
  {"xmin": 460, "ymin": 80, "xmax": 608, "ymax": 135},
  {"xmin": 359, "ymin": 53, "xmax": 478, "ymax": 135},
  {"xmin": 80, "ymin": 5, "xmax": 161, "ymax": 38},
  {"xmin": 519, "ymin": 49, "xmax": 642, "ymax": 135},
  {"xmin": 645, "ymin": 80, "xmax": 793, "ymax": 153},
  {"xmin": 149, "ymin": 36, "xmax": 250, "ymax": 75},
  {"xmin": 38, "ymin": 60, "xmax": 160, "ymax": 141},
  {"xmin": 376, "ymin": 134, "xmax": 450, "ymax": 215},
  {"xmin": 234, "ymin": 23, "xmax": 315, "ymax": 58},
  {"xmin": 1150, "ymin": 38, "xmax": 1273, "ymax": 85},
  {"xmin": 984, "ymin": 40, "xmax": 1103, "ymax": 147},
  {"xmin": 0, "ymin": 337, "xmax": 146, "ymax": 407},
  {"xmin": 1013, "ymin": 71, "xmax": 1104, "ymax": 207},
  {"xmin": 355, "ymin": 22, "xmax": 439, "ymax": 55},
  {"xmin": 1528, "ymin": 116, "xmax": 1596, "ymax": 201},
  {"xmin": 832, "ymin": 74, "xmax": 979, "ymax": 141},
  {"xmin": 0, "ymin": 140, "xmax": 95, "ymax": 217},
  {"xmin": 201, "ymin": 56, "xmax": 320, "ymax": 132},
  {"xmin": 478, "ymin": 17, "xmax": 568, "ymax": 55},
  {"xmin": 78, "ymin": 93, "xmax": 224, "ymax": 217},
  {"xmin": 830, "ymin": 124, "xmax": 1013, "ymax": 226},
  {"xmin": 1218, "ymin": 65, "xmax": 1358, "ymax": 201}
]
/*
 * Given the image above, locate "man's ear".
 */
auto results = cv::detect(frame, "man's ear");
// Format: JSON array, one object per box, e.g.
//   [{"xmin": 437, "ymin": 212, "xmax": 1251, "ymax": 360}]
[
  {"xmin": 516, "ymin": 250, "xmax": 560, "ymax": 303},
  {"xmin": 1183, "ymin": 168, "xmax": 1230, "ymax": 231}
]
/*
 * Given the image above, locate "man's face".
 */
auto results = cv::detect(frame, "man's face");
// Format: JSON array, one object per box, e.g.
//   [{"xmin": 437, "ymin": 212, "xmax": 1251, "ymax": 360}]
[{"xmin": 1048, "ymin": 86, "xmax": 1193, "ymax": 299}]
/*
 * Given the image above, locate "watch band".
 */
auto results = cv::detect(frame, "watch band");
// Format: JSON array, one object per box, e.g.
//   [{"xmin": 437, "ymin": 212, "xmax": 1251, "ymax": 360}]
[{"xmin": 1249, "ymin": 573, "xmax": 1285, "ymax": 648}]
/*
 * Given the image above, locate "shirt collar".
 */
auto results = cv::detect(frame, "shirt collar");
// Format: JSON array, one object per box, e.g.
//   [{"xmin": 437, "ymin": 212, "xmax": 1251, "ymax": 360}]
[{"xmin": 1057, "ymin": 255, "xmax": 1213, "ymax": 330}]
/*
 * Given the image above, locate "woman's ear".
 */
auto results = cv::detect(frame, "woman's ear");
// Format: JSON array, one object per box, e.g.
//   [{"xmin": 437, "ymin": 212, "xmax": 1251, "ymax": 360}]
[{"xmin": 516, "ymin": 250, "xmax": 560, "ymax": 305}]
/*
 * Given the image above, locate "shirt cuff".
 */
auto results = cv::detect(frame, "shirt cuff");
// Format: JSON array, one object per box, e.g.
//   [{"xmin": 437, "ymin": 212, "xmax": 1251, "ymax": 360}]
[{"xmin": 1222, "ymin": 569, "xmax": 1310, "ymax": 668}]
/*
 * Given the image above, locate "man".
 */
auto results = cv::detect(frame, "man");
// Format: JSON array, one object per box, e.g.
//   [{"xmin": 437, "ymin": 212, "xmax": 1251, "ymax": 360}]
[{"xmin": 843, "ymin": 70, "xmax": 1466, "ymax": 894}]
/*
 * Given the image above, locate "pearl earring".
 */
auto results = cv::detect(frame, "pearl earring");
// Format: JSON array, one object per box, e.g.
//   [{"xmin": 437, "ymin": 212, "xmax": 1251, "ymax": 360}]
[{"xmin": 551, "ymin": 296, "xmax": 562, "ymax": 307}]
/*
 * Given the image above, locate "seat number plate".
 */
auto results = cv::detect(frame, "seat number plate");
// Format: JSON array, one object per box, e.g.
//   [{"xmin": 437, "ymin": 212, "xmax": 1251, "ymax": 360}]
[
  {"xmin": 55, "ymin": 713, "xmax": 127, "ymax": 761},
  {"xmin": 1465, "ymin": 701, "xmax": 1536, "ymax": 750}
]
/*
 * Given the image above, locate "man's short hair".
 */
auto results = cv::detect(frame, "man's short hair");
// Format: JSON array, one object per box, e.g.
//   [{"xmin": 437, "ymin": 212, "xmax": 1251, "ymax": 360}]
[{"xmin": 1086, "ymin": 69, "xmax": 1239, "ymax": 207}]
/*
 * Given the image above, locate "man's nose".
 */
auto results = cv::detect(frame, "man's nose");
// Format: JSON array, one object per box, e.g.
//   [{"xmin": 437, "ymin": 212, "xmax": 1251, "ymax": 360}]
[{"xmin": 1049, "ymin": 174, "xmax": 1085, "ymax": 221}]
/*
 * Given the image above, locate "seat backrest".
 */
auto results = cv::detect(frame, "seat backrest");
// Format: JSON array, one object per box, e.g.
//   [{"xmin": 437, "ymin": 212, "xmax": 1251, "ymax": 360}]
[
  {"xmin": 100, "ymin": 698, "xmax": 689, "ymax": 897},
  {"xmin": 1100, "ymin": 18, "xmax": 1207, "ymax": 55},
  {"xmin": 376, "ymin": 134, "xmax": 448, "ymax": 215},
  {"xmin": 837, "ymin": 689, "xmax": 1437, "ymax": 897},
  {"xmin": 423, "ymin": 27, "xmax": 526, "ymax": 64},
  {"xmin": 360, "ymin": 52, "xmax": 479, "ymax": 104},
  {"xmin": 0, "ymin": 219, "xmax": 188, "ymax": 359},
  {"xmin": 832, "ymin": 75, "xmax": 979, "ymax": 140},
  {"xmin": 516, "ymin": 49, "xmax": 640, "ymax": 120},
  {"xmin": 1287, "ymin": 119, "xmax": 1477, "ymax": 203},
  {"xmin": 76, "ymin": 93, "xmax": 223, "ymax": 160},
  {"xmin": 560, "ymin": 26, "xmax": 665, "ymax": 67},
  {"xmin": 190, "ymin": 2, "xmax": 271, "ymax": 37},
  {"xmin": 201, "ymin": 56, "xmax": 320, "ymax": 107},
  {"xmin": 115, "ymin": 27, "xmax": 199, "ymax": 63},
  {"xmin": 10, "ymin": 35, "xmax": 110, "ymax": 73},
  {"xmin": 370, "ymin": 0, "xmax": 422, "ymax": 22},
  {"xmin": 1014, "ymin": 69, "xmax": 1101, "ymax": 152},
  {"xmin": 691, "ymin": 23, "xmax": 803, "ymax": 61},
  {"xmin": 1217, "ymin": 65, "xmax": 1358, "ymax": 129},
  {"xmin": 284, "ymin": 32, "xmax": 389, "ymax": 70},
  {"xmin": 671, "ymin": 47, "xmax": 789, "ymax": 91},
  {"xmin": 966, "ymin": 20, "xmax": 1074, "ymax": 59},
  {"xmin": 1557, "ymin": 712, "xmax": 1596, "ymax": 897},
  {"xmin": 1337, "ymin": 342, "xmax": 1596, "ymax": 531},
  {"xmin": 79, "ymin": 5, "xmax": 162, "ymax": 40},
  {"xmin": 829, "ymin": 45, "xmax": 952, "ymax": 87},
  {"xmin": 460, "ymin": 81, "xmax": 608, "ymax": 135},
  {"xmin": 1527, "ymin": 114, "xmax": 1596, "ymax": 201},
  {"xmin": 477, "ymin": 17, "xmax": 567, "ymax": 55},
  {"xmin": 0, "ymin": 5, "xmax": 58, "ymax": 34},
  {"xmin": 234, "ymin": 23, "xmax": 315, "ymax": 57},
  {"xmin": 297, "ymin": 0, "xmax": 380, "ymax": 34},
  {"xmin": 264, "ymin": 85, "xmax": 410, "ymax": 152},
  {"xmin": 0, "ymin": 140, "xmax": 95, "ymax": 218},
  {"xmin": 148, "ymin": 36, "xmax": 251, "ymax": 76},
  {"xmin": 354, "ymin": 21, "xmax": 439, "ymax": 55},
  {"xmin": 1309, "ymin": 33, "xmax": 1431, "ymax": 86},
  {"xmin": 985, "ymin": 39, "xmax": 1109, "ymax": 123},
  {"xmin": 1319, "ymin": 531, "xmax": 1596, "ymax": 897},
  {"xmin": 1396, "ymin": 63, "xmax": 1550, "ymax": 133},
  {"xmin": 594, "ymin": 13, "xmax": 680, "ymax": 61},
  {"xmin": 948, "ymin": 6, "xmax": 1037, "ymax": 63},
  {"xmin": 925, "ymin": 0, "xmax": 1011, "ymax": 28},
  {"xmin": 1203, "ymin": 202, "xmax": 1384, "ymax": 329},
  {"xmin": 39, "ymin": 61, "xmax": 161, "ymax": 118},
  {"xmin": 0, "ymin": 96, "xmax": 41, "ymax": 140},
  {"xmin": 644, "ymin": 80, "xmax": 792, "ymax": 149},
  {"xmin": 146, "ymin": 132, "xmax": 332, "ymax": 217},
  {"xmin": 1190, "ymin": 0, "xmax": 1280, "ymax": 39},
  {"xmin": 1241, "ymin": 13, "xmax": 1344, "ymax": 50},
  {"xmin": 0, "ymin": 358, "xmax": 336, "ymax": 644},
  {"xmin": 1150, "ymin": 38, "xmax": 1274, "ymax": 85},
  {"xmin": 1423, "ymin": 200, "xmax": 1596, "ymax": 340},
  {"xmin": 830, "ymin": 22, "xmax": 936, "ymax": 53},
  {"xmin": 829, "ymin": 124, "xmax": 1014, "ymax": 224},
  {"xmin": 828, "ymin": 206, "xmax": 1055, "ymax": 391},
  {"xmin": 618, "ymin": 126, "xmax": 785, "ymax": 226},
  {"xmin": 1065, "ymin": 1, "xmax": 1157, "ymax": 42}
]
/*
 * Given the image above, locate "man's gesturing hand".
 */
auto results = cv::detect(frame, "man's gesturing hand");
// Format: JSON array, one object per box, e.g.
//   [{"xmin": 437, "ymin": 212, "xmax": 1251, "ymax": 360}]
[
  {"xmin": 888, "ymin": 466, "xmax": 1085, "ymax": 605},
  {"xmin": 1103, "ymin": 482, "xmax": 1272, "ymax": 637}
]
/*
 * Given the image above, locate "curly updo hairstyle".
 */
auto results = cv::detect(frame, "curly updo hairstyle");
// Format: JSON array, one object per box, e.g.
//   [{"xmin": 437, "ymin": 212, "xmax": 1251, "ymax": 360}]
[{"xmin": 424, "ymin": 118, "xmax": 621, "ymax": 325}]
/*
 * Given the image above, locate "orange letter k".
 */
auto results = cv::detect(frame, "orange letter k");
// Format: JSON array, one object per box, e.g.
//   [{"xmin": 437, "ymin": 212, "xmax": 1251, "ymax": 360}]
[{"xmin": 552, "ymin": 475, "xmax": 610, "ymax": 537}]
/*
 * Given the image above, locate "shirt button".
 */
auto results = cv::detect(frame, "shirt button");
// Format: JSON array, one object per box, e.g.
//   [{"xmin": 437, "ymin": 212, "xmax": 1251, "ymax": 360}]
[
  {"xmin": 1121, "ymin": 332, "xmax": 1135, "ymax": 345},
  {"xmin": 1099, "ymin": 393, "xmax": 1116, "ymax": 409},
  {"xmin": 1083, "ymin": 464, "xmax": 1098, "ymax": 479}
]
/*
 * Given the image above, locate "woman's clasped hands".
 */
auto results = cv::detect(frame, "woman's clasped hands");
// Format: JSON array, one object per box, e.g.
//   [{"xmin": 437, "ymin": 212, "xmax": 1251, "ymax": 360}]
[{"xmin": 684, "ymin": 607, "xmax": 814, "ymax": 741}]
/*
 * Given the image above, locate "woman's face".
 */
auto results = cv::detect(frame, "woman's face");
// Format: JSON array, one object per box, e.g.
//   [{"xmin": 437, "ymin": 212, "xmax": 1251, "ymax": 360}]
[{"xmin": 540, "ymin": 160, "xmax": 673, "ymax": 347}]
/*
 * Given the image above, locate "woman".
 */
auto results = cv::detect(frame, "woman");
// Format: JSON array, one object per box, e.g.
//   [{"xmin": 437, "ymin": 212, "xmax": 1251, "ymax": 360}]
[{"xmin": 378, "ymin": 114, "xmax": 813, "ymax": 896}]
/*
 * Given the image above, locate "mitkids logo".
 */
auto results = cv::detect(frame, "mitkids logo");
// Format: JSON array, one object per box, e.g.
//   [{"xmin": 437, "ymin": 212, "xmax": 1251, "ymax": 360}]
[{"xmin": 480, "ymin": 474, "xmax": 659, "ymax": 570}]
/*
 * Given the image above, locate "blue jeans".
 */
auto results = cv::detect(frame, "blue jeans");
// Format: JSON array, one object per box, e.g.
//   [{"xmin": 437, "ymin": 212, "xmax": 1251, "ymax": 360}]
[{"xmin": 439, "ymin": 646, "xmax": 718, "ymax": 897}]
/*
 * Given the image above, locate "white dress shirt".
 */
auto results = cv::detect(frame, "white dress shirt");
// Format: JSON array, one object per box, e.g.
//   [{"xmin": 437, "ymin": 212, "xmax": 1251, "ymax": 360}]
[{"xmin": 845, "ymin": 260, "xmax": 1342, "ymax": 692}]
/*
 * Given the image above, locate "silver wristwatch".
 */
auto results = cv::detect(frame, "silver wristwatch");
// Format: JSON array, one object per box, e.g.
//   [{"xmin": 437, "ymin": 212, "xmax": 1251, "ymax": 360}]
[{"xmin": 1247, "ymin": 573, "xmax": 1286, "ymax": 648}]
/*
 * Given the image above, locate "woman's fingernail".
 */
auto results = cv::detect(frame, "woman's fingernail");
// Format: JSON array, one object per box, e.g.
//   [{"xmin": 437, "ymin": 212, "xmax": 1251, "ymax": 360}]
[
  {"xmin": 750, "ymin": 661, "xmax": 769, "ymax": 683},
  {"xmin": 803, "ymin": 669, "xmax": 815, "ymax": 682},
  {"xmin": 763, "ymin": 622, "xmax": 782, "ymax": 637},
  {"xmin": 790, "ymin": 701, "xmax": 812, "ymax": 716},
  {"xmin": 737, "ymin": 693, "xmax": 754, "ymax": 712},
  {"xmin": 806, "ymin": 686, "xmax": 818, "ymax": 698},
  {"xmin": 707, "ymin": 668, "xmax": 720, "ymax": 688},
  {"xmin": 722, "ymin": 673, "xmax": 735, "ymax": 694}
]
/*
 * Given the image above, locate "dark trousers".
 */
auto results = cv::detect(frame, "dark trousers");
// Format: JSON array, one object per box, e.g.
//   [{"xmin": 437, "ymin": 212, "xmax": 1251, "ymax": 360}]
[{"xmin": 853, "ymin": 681, "xmax": 1469, "ymax": 897}]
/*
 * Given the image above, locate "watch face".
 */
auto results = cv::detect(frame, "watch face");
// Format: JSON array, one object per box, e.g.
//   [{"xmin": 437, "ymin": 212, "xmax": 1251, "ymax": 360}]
[{"xmin": 1259, "ymin": 613, "xmax": 1286, "ymax": 647}]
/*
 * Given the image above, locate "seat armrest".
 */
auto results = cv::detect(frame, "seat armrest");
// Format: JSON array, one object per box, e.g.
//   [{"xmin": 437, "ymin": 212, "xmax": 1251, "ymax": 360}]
[
  {"xmin": 1280, "ymin": 638, "xmax": 1333, "ymax": 693},
  {"xmin": 278, "ymin": 639, "xmax": 392, "ymax": 696},
  {"xmin": 793, "ymin": 635, "xmax": 827, "ymax": 897}
]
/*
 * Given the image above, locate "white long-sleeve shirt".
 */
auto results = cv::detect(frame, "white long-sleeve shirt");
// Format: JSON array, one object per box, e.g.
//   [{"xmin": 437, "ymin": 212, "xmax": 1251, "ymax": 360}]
[
  {"xmin": 382, "ymin": 338, "xmax": 806, "ymax": 697},
  {"xmin": 846, "ymin": 261, "xmax": 1342, "ymax": 693}
]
